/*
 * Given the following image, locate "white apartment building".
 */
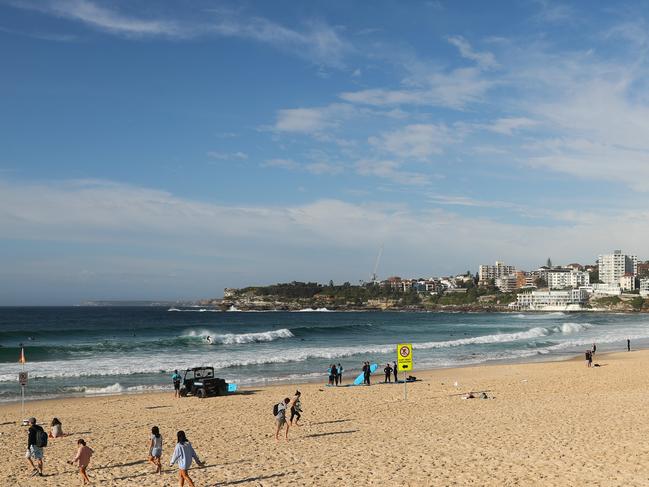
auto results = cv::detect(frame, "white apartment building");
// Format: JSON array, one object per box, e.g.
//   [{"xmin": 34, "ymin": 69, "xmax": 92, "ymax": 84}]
[
  {"xmin": 495, "ymin": 275, "xmax": 518, "ymax": 292},
  {"xmin": 619, "ymin": 274, "xmax": 636, "ymax": 291},
  {"xmin": 513, "ymin": 289, "xmax": 588, "ymax": 310},
  {"xmin": 598, "ymin": 250, "xmax": 637, "ymax": 285},
  {"xmin": 479, "ymin": 261, "xmax": 516, "ymax": 282},
  {"xmin": 547, "ymin": 269, "xmax": 590, "ymax": 289},
  {"xmin": 640, "ymin": 278, "xmax": 649, "ymax": 297}
]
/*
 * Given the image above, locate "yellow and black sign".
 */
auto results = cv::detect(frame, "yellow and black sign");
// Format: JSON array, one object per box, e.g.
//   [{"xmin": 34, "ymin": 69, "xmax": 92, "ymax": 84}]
[{"xmin": 397, "ymin": 343, "xmax": 413, "ymax": 371}]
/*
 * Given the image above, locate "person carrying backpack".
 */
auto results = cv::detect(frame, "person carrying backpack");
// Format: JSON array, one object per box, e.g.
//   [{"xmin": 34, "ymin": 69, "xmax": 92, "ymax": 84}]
[
  {"xmin": 274, "ymin": 398, "xmax": 291, "ymax": 441},
  {"xmin": 25, "ymin": 417, "xmax": 46, "ymax": 477}
]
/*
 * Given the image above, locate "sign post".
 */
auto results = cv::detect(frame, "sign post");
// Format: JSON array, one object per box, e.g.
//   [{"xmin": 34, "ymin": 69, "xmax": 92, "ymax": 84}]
[
  {"xmin": 18, "ymin": 371, "xmax": 28, "ymax": 417},
  {"xmin": 397, "ymin": 343, "xmax": 413, "ymax": 401}
]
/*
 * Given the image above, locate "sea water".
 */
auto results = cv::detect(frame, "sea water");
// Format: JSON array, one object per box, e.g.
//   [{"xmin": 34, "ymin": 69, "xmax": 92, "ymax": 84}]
[{"xmin": 0, "ymin": 307, "xmax": 647, "ymax": 402}]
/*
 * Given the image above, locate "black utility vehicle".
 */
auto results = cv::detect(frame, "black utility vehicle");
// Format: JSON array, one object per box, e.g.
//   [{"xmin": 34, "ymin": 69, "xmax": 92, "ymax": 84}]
[{"xmin": 179, "ymin": 366, "xmax": 228, "ymax": 398}]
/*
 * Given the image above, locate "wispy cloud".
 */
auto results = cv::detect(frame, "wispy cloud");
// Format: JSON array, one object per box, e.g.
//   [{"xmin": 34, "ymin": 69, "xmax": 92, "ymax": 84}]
[
  {"xmin": 207, "ymin": 151, "xmax": 248, "ymax": 161},
  {"xmin": 447, "ymin": 35, "xmax": 498, "ymax": 69},
  {"xmin": 355, "ymin": 160, "xmax": 430, "ymax": 185},
  {"xmin": 9, "ymin": 0, "xmax": 350, "ymax": 67},
  {"xmin": 486, "ymin": 117, "xmax": 538, "ymax": 135},
  {"xmin": 369, "ymin": 124, "xmax": 455, "ymax": 160}
]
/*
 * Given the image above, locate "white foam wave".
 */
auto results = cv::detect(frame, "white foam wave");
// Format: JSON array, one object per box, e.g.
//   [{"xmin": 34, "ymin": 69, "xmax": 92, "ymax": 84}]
[
  {"xmin": 515, "ymin": 312, "xmax": 566, "ymax": 319},
  {"xmin": 184, "ymin": 328, "xmax": 294, "ymax": 344},
  {"xmin": 227, "ymin": 306, "xmax": 241, "ymax": 312},
  {"xmin": 82, "ymin": 383, "xmax": 171, "ymax": 395},
  {"xmin": 553, "ymin": 322, "xmax": 593, "ymax": 334},
  {"xmin": 295, "ymin": 307, "xmax": 332, "ymax": 312},
  {"xmin": 168, "ymin": 308, "xmax": 220, "ymax": 312}
]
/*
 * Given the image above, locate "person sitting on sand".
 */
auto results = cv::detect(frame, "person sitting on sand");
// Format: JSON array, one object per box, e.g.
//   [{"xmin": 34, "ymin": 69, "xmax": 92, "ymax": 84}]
[
  {"xmin": 275, "ymin": 397, "xmax": 291, "ymax": 441},
  {"xmin": 384, "ymin": 363, "xmax": 392, "ymax": 383},
  {"xmin": 148, "ymin": 426, "xmax": 163, "ymax": 474},
  {"xmin": 290, "ymin": 390, "xmax": 302, "ymax": 426},
  {"xmin": 49, "ymin": 417, "xmax": 67, "ymax": 438},
  {"xmin": 169, "ymin": 430, "xmax": 204, "ymax": 487},
  {"xmin": 67, "ymin": 438, "xmax": 93, "ymax": 485}
]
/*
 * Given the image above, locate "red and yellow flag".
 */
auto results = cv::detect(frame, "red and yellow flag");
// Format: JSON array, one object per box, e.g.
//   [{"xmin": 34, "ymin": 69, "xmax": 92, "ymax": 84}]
[{"xmin": 18, "ymin": 347, "xmax": 26, "ymax": 364}]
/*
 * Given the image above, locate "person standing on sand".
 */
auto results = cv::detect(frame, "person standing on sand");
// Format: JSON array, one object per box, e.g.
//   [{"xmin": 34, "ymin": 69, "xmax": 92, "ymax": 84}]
[
  {"xmin": 585, "ymin": 350, "xmax": 592, "ymax": 367},
  {"xmin": 337, "ymin": 363, "xmax": 343, "ymax": 385},
  {"xmin": 25, "ymin": 417, "xmax": 45, "ymax": 477},
  {"xmin": 274, "ymin": 398, "xmax": 291, "ymax": 441},
  {"xmin": 592, "ymin": 343, "xmax": 596, "ymax": 355},
  {"xmin": 364, "ymin": 362, "xmax": 372, "ymax": 385},
  {"xmin": 148, "ymin": 426, "xmax": 163, "ymax": 474},
  {"xmin": 67, "ymin": 438, "xmax": 93, "ymax": 485},
  {"xmin": 172, "ymin": 370, "xmax": 182, "ymax": 398},
  {"xmin": 628, "ymin": 338, "xmax": 631, "ymax": 352},
  {"xmin": 169, "ymin": 430, "xmax": 204, "ymax": 487},
  {"xmin": 384, "ymin": 363, "xmax": 392, "ymax": 383},
  {"xmin": 332, "ymin": 364, "xmax": 339, "ymax": 386},
  {"xmin": 393, "ymin": 361, "xmax": 398, "ymax": 383}
]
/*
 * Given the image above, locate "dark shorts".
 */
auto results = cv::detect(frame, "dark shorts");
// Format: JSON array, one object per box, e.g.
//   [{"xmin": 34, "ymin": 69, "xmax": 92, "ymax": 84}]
[{"xmin": 173, "ymin": 382, "xmax": 180, "ymax": 390}]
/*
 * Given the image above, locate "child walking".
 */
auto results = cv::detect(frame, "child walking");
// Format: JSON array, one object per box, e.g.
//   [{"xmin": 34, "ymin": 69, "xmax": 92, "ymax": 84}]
[
  {"xmin": 67, "ymin": 439, "xmax": 93, "ymax": 485},
  {"xmin": 148, "ymin": 426, "xmax": 163, "ymax": 474},
  {"xmin": 169, "ymin": 430, "xmax": 204, "ymax": 487}
]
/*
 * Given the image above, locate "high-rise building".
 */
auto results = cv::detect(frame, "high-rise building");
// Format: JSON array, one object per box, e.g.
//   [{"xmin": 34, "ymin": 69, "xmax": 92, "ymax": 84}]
[
  {"xmin": 547, "ymin": 269, "xmax": 590, "ymax": 289},
  {"xmin": 598, "ymin": 250, "xmax": 637, "ymax": 285}
]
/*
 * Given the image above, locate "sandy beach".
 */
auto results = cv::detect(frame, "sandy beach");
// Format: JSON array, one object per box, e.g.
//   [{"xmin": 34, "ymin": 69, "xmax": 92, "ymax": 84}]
[{"xmin": 2, "ymin": 350, "xmax": 649, "ymax": 486}]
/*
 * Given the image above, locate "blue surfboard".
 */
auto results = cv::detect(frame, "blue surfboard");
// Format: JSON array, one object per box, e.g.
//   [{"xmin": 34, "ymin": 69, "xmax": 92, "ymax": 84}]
[
  {"xmin": 227, "ymin": 383, "xmax": 238, "ymax": 393},
  {"xmin": 353, "ymin": 363, "xmax": 378, "ymax": 385}
]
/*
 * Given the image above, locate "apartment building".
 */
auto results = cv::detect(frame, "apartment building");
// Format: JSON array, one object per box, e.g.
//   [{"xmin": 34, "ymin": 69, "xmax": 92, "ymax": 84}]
[
  {"xmin": 479, "ymin": 261, "xmax": 516, "ymax": 283},
  {"xmin": 598, "ymin": 250, "xmax": 637, "ymax": 285}
]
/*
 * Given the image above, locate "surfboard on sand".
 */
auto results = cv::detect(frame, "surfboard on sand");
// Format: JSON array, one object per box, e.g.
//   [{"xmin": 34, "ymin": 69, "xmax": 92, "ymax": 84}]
[
  {"xmin": 352, "ymin": 363, "xmax": 378, "ymax": 385},
  {"xmin": 227, "ymin": 383, "xmax": 238, "ymax": 393}
]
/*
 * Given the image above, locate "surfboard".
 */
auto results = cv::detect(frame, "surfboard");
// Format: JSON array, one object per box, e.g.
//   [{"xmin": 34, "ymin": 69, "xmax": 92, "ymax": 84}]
[
  {"xmin": 227, "ymin": 383, "xmax": 238, "ymax": 393},
  {"xmin": 352, "ymin": 363, "xmax": 378, "ymax": 385}
]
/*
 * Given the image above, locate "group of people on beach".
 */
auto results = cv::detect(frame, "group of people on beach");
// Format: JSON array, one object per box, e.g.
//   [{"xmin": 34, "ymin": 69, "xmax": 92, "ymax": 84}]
[
  {"xmin": 274, "ymin": 390, "xmax": 303, "ymax": 441},
  {"xmin": 327, "ymin": 364, "xmax": 343, "ymax": 386},
  {"xmin": 24, "ymin": 416, "xmax": 205, "ymax": 486}
]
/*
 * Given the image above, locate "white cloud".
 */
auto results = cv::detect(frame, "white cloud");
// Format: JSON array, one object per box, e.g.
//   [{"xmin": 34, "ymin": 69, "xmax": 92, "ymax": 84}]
[
  {"xmin": 487, "ymin": 117, "xmax": 538, "ymax": 135},
  {"xmin": 447, "ymin": 36, "xmax": 498, "ymax": 69},
  {"xmin": 11, "ymin": 0, "xmax": 350, "ymax": 67},
  {"xmin": 273, "ymin": 104, "xmax": 355, "ymax": 134},
  {"xmin": 339, "ymin": 67, "xmax": 493, "ymax": 109},
  {"xmin": 261, "ymin": 158, "xmax": 299, "ymax": 170},
  {"xmin": 369, "ymin": 124, "xmax": 453, "ymax": 160},
  {"xmin": 355, "ymin": 160, "xmax": 430, "ymax": 185},
  {"xmin": 207, "ymin": 151, "xmax": 248, "ymax": 160}
]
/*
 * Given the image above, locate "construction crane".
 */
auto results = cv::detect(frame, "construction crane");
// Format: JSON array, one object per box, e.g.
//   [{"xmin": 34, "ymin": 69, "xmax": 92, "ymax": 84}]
[{"xmin": 370, "ymin": 245, "xmax": 384, "ymax": 283}]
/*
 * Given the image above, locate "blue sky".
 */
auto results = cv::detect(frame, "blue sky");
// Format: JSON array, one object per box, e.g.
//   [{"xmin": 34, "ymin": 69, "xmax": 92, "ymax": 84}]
[{"xmin": 2, "ymin": 0, "xmax": 649, "ymax": 304}]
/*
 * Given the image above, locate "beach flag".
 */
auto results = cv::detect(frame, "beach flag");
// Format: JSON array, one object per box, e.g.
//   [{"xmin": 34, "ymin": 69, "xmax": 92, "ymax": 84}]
[{"xmin": 19, "ymin": 347, "xmax": 26, "ymax": 364}]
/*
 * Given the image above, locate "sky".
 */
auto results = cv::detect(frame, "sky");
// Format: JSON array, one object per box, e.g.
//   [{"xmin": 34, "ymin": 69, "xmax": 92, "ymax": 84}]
[{"xmin": 2, "ymin": 0, "xmax": 649, "ymax": 304}]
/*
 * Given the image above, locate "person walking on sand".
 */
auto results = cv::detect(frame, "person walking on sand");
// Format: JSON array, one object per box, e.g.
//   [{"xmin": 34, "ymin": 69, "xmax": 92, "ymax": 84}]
[
  {"xmin": 148, "ymin": 426, "xmax": 163, "ymax": 474},
  {"xmin": 384, "ymin": 363, "xmax": 392, "ymax": 383},
  {"xmin": 628, "ymin": 338, "xmax": 631, "ymax": 352},
  {"xmin": 25, "ymin": 417, "xmax": 46, "ymax": 477},
  {"xmin": 172, "ymin": 370, "xmax": 182, "ymax": 398},
  {"xmin": 337, "ymin": 363, "xmax": 343, "ymax": 385},
  {"xmin": 274, "ymin": 398, "xmax": 291, "ymax": 441},
  {"xmin": 67, "ymin": 438, "xmax": 93, "ymax": 485},
  {"xmin": 585, "ymin": 350, "xmax": 592, "ymax": 368},
  {"xmin": 592, "ymin": 343, "xmax": 596, "ymax": 355},
  {"xmin": 290, "ymin": 390, "xmax": 302, "ymax": 426},
  {"xmin": 169, "ymin": 430, "xmax": 204, "ymax": 487},
  {"xmin": 393, "ymin": 361, "xmax": 398, "ymax": 383}
]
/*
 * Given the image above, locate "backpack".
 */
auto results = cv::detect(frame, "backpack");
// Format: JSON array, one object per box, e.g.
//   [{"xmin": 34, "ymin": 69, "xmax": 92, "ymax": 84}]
[
  {"xmin": 273, "ymin": 403, "xmax": 280, "ymax": 416},
  {"xmin": 35, "ymin": 427, "xmax": 48, "ymax": 448}
]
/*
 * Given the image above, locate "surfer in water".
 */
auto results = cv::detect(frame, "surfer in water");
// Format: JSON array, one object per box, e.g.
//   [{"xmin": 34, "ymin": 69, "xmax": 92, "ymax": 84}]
[{"xmin": 205, "ymin": 336, "xmax": 212, "ymax": 344}]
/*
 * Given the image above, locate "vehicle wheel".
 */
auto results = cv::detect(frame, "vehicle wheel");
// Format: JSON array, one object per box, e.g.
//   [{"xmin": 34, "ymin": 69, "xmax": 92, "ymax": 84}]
[
  {"xmin": 197, "ymin": 388, "xmax": 206, "ymax": 399},
  {"xmin": 179, "ymin": 389, "xmax": 188, "ymax": 397}
]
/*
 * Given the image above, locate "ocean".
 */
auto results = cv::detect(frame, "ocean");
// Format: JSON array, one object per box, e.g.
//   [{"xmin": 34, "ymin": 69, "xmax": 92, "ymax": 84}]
[{"xmin": 0, "ymin": 307, "xmax": 647, "ymax": 402}]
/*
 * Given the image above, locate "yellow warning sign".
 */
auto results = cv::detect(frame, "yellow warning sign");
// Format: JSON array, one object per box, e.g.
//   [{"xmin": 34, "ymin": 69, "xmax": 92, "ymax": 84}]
[{"xmin": 397, "ymin": 343, "xmax": 413, "ymax": 371}]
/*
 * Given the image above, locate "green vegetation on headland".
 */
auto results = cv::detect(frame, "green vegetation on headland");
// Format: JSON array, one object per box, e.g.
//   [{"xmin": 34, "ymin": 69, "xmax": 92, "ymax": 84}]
[
  {"xmin": 203, "ymin": 281, "xmax": 523, "ymax": 312},
  {"xmin": 196, "ymin": 280, "xmax": 649, "ymax": 312}
]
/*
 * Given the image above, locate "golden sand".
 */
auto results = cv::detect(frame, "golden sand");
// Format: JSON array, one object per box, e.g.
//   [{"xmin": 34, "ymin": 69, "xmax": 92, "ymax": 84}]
[{"xmin": 1, "ymin": 350, "xmax": 648, "ymax": 486}]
